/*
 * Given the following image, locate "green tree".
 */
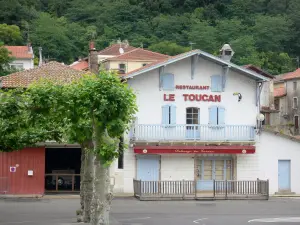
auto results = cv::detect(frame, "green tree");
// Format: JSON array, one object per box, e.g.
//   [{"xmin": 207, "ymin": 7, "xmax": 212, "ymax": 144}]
[
  {"xmin": 0, "ymin": 71, "xmax": 137, "ymax": 225},
  {"xmin": 148, "ymin": 41, "xmax": 190, "ymax": 55},
  {"xmin": 230, "ymin": 35, "xmax": 261, "ymax": 67},
  {"xmin": 260, "ymin": 52, "xmax": 295, "ymax": 75},
  {"xmin": 30, "ymin": 13, "xmax": 73, "ymax": 62},
  {"xmin": 0, "ymin": 42, "xmax": 17, "ymax": 77},
  {"xmin": 252, "ymin": 15, "xmax": 291, "ymax": 52},
  {"xmin": 188, "ymin": 21, "xmax": 218, "ymax": 53},
  {"xmin": 0, "ymin": 24, "xmax": 23, "ymax": 45}
]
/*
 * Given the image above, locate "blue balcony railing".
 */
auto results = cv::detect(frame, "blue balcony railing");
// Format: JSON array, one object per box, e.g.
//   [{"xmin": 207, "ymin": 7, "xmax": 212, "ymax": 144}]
[{"xmin": 132, "ymin": 124, "xmax": 255, "ymax": 142}]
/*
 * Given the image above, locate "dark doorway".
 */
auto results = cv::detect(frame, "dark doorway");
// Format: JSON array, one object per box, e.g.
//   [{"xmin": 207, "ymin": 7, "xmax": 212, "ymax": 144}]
[
  {"xmin": 45, "ymin": 148, "xmax": 81, "ymax": 192},
  {"xmin": 295, "ymin": 116, "xmax": 299, "ymax": 130}
]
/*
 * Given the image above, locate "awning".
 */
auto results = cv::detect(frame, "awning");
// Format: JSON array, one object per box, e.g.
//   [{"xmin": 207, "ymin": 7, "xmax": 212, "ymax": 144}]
[{"xmin": 134, "ymin": 145, "xmax": 255, "ymax": 154}]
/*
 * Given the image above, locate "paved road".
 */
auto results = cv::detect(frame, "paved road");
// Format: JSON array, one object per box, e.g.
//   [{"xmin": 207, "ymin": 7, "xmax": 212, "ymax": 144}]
[{"xmin": 0, "ymin": 197, "xmax": 300, "ymax": 225}]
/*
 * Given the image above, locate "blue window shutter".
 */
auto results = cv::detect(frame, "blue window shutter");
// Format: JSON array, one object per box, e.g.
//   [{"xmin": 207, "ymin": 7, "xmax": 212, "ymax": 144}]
[
  {"xmin": 218, "ymin": 107, "xmax": 225, "ymax": 125},
  {"xmin": 211, "ymin": 75, "xmax": 222, "ymax": 92},
  {"xmin": 170, "ymin": 105, "xmax": 176, "ymax": 125},
  {"xmin": 162, "ymin": 105, "xmax": 170, "ymax": 124},
  {"xmin": 162, "ymin": 73, "xmax": 174, "ymax": 90},
  {"xmin": 209, "ymin": 106, "xmax": 218, "ymax": 125}
]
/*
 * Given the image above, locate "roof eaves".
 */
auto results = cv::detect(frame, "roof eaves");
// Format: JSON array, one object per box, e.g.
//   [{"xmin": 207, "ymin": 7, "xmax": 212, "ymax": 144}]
[
  {"xmin": 123, "ymin": 50, "xmax": 199, "ymax": 79},
  {"xmin": 124, "ymin": 49, "xmax": 269, "ymax": 81}
]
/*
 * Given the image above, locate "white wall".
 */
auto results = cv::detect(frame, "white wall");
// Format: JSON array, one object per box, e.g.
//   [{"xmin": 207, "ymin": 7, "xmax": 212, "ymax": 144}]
[
  {"xmin": 10, "ymin": 58, "xmax": 34, "ymax": 70},
  {"xmin": 160, "ymin": 155, "xmax": 194, "ymax": 180},
  {"xmin": 128, "ymin": 57, "xmax": 257, "ymax": 126},
  {"xmin": 257, "ymin": 131, "xmax": 300, "ymax": 194}
]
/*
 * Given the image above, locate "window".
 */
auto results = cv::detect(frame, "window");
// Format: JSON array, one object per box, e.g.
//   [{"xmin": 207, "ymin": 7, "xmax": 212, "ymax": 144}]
[
  {"xmin": 209, "ymin": 106, "xmax": 225, "ymax": 125},
  {"xmin": 293, "ymin": 97, "xmax": 298, "ymax": 108},
  {"xmin": 294, "ymin": 81, "xmax": 297, "ymax": 91},
  {"xmin": 274, "ymin": 98, "xmax": 280, "ymax": 110},
  {"xmin": 118, "ymin": 136, "xmax": 124, "ymax": 169},
  {"xmin": 211, "ymin": 75, "xmax": 223, "ymax": 92},
  {"xmin": 119, "ymin": 63, "xmax": 126, "ymax": 74},
  {"xmin": 160, "ymin": 73, "xmax": 174, "ymax": 90},
  {"xmin": 186, "ymin": 107, "xmax": 199, "ymax": 125},
  {"xmin": 10, "ymin": 63, "xmax": 24, "ymax": 70},
  {"xmin": 142, "ymin": 63, "xmax": 147, "ymax": 67},
  {"xmin": 162, "ymin": 104, "xmax": 176, "ymax": 125}
]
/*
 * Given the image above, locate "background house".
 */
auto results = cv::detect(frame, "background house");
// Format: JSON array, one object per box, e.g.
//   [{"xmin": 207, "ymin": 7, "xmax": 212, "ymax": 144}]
[
  {"xmin": 70, "ymin": 42, "xmax": 169, "ymax": 74},
  {"xmin": 4, "ymin": 44, "xmax": 34, "ymax": 70}
]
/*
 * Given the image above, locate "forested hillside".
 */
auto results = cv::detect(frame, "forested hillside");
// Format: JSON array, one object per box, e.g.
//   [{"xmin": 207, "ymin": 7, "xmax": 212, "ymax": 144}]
[{"xmin": 0, "ymin": 0, "xmax": 299, "ymax": 74}]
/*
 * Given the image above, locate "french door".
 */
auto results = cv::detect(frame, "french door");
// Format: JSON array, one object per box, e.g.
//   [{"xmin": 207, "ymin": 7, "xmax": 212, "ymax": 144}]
[{"xmin": 196, "ymin": 159, "xmax": 232, "ymax": 191}]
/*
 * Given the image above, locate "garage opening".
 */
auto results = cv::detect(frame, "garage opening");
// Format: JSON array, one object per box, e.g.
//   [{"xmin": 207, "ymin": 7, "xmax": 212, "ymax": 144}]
[{"xmin": 45, "ymin": 148, "xmax": 81, "ymax": 193}]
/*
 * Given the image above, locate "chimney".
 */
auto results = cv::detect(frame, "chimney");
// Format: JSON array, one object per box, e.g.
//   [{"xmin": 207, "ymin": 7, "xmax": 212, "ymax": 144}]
[
  {"xmin": 219, "ymin": 44, "xmax": 234, "ymax": 62},
  {"xmin": 38, "ymin": 47, "xmax": 43, "ymax": 67},
  {"xmin": 89, "ymin": 41, "xmax": 98, "ymax": 74},
  {"xmin": 27, "ymin": 42, "xmax": 33, "ymax": 53}
]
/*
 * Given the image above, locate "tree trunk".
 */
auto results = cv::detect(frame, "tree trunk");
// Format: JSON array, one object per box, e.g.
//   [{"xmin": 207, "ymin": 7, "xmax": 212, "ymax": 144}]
[
  {"xmin": 82, "ymin": 151, "xmax": 94, "ymax": 223},
  {"xmin": 78, "ymin": 148, "xmax": 86, "ymax": 221},
  {"xmin": 90, "ymin": 126, "xmax": 114, "ymax": 225}
]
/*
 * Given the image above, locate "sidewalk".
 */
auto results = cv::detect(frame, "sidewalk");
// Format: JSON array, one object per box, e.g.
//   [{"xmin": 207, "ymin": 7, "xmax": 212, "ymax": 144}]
[{"xmin": 0, "ymin": 193, "xmax": 134, "ymax": 200}]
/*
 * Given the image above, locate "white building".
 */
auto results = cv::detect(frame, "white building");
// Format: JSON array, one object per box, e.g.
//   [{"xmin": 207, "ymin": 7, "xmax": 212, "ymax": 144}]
[
  {"xmin": 257, "ymin": 130, "xmax": 300, "ymax": 194},
  {"xmin": 110, "ymin": 45, "xmax": 271, "ymax": 194},
  {"xmin": 5, "ymin": 45, "xmax": 34, "ymax": 70}
]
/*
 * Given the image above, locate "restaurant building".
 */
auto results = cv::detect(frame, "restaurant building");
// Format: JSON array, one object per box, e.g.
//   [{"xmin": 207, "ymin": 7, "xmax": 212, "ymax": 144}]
[{"xmin": 110, "ymin": 44, "xmax": 270, "ymax": 194}]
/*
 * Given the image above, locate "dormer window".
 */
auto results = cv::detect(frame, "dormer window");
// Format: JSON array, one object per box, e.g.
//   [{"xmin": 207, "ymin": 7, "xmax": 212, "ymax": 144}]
[{"xmin": 225, "ymin": 50, "xmax": 232, "ymax": 56}]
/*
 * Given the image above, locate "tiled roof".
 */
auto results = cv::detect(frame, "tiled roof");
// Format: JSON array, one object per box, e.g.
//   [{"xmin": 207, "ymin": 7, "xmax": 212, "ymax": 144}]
[
  {"xmin": 242, "ymin": 64, "xmax": 273, "ymax": 79},
  {"xmin": 274, "ymin": 86, "xmax": 286, "ymax": 97},
  {"xmin": 70, "ymin": 60, "xmax": 89, "ymax": 71},
  {"xmin": 97, "ymin": 44, "xmax": 136, "ymax": 56},
  {"xmin": 108, "ymin": 48, "xmax": 169, "ymax": 61},
  {"xmin": 4, "ymin": 46, "xmax": 34, "ymax": 59},
  {"xmin": 0, "ymin": 61, "xmax": 87, "ymax": 88},
  {"xmin": 277, "ymin": 68, "xmax": 300, "ymax": 81}
]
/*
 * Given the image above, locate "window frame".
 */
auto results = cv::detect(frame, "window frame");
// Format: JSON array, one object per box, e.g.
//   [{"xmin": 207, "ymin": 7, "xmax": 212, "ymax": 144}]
[
  {"xmin": 119, "ymin": 63, "xmax": 126, "ymax": 74},
  {"xmin": 293, "ymin": 81, "xmax": 297, "ymax": 91},
  {"xmin": 186, "ymin": 107, "xmax": 200, "ymax": 125},
  {"xmin": 293, "ymin": 97, "xmax": 298, "ymax": 108}
]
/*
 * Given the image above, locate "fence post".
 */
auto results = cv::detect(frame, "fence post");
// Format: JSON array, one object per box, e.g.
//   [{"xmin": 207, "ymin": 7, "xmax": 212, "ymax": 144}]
[
  {"xmin": 139, "ymin": 180, "xmax": 142, "ymax": 199},
  {"xmin": 267, "ymin": 179, "xmax": 269, "ymax": 200},
  {"xmin": 225, "ymin": 180, "xmax": 228, "ymax": 200},
  {"xmin": 194, "ymin": 179, "xmax": 197, "ymax": 199},
  {"xmin": 182, "ymin": 179, "xmax": 185, "ymax": 200},
  {"xmin": 213, "ymin": 180, "xmax": 215, "ymax": 198}
]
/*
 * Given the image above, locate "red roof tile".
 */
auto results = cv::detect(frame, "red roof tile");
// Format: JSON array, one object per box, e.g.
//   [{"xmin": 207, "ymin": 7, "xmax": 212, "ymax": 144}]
[
  {"xmin": 0, "ymin": 61, "xmax": 87, "ymax": 88},
  {"xmin": 242, "ymin": 64, "xmax": 273, "ymax": 79},
  {"xmin": 70, "ymin": 60, "xmax": 89, "ymax": 71},
  {"xmin": 98, "ymin": 44, "xmax": 136, "ymax": 56},
  {"xmin": 4, "ymin": 46, "xmax": 34, "ymax": 59},
  {"xmin": 277, "ymin": 68, "xmax": 300, "ymax": 81},
  {"xmin": 108, "ymin": 48, "xmax": 169, "ymax": 61},
  {"xmin": 274, "ymin": 87, "xmax": 286, "ymax": 97}
]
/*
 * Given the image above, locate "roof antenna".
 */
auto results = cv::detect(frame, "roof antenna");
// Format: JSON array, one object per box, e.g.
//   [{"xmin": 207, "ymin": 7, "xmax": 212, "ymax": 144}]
[{"xmin": 189, "ymin": 42, "xmax": 196, "ymax": 50}]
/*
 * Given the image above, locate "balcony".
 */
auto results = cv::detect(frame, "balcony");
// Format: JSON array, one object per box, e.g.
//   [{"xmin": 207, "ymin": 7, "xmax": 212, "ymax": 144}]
[{"xmin": 131, "ymin": 124, "xmax": 255, "ymax": 142}]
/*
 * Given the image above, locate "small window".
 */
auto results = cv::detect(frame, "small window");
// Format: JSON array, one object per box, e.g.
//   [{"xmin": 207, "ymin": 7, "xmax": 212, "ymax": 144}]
[
  {"xmin": 209, "ymin": 106, "xmax": 225, "ymax": 125},
  {"xmin": 161, "ymin": 73, "xmax": 174, "ymax": 90},
  {"xmin": 186, "ymin": 107, "xmax": 199, "ymax": 125},
  {"xmin": 225, "ymin": 50, "xmax": 232, "ymax": 56},
  {"xmin": 142, "ymin": 63, "xmax": 147, "ymax": 67},
  {"xmin": 10, "ymin": 63, "xmax": 24, "ymax": 70},
  {"xmin": 293, "ymin": 97, "xmax": 298, "ymax": 108},
  {"xmin": 162, "ymin": 104, "xmax": 176, "ymax": 125},
  {"xmin": 293, "ymin": 81, "xmax": 297, "ymax": 91},
  {"xmin": 118, "ymin": 136, "xmax": 124, "ymax": 169},
  {"xmin": 274, "ymin": 99, "xmax": 280, "ymax": 110},
  {"xmin": 119, "ymin": 63, "xmax": 126, "ymax": 74},
  {"xmin": 211, "ymin": 75, "xmax": 223, "ymax": 92}
]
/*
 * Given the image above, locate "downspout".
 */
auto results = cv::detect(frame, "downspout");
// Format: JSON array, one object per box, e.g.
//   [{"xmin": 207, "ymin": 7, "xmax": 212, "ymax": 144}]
[{"xmin": 256, "ymin": 81, "xmax": 264, "ymax": 134}]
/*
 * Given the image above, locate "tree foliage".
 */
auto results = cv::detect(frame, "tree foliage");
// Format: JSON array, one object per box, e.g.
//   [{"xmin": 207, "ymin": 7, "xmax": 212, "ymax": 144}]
[{"xmin": 1, "ymin": 0, "xmax": 299, "ymax": 74}]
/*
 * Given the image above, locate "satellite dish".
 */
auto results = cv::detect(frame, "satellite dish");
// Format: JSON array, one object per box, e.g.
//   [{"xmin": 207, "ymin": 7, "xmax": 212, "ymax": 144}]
[{"xmin": 119, "ymin": 48, "xmax": 124, "ymax": 54}]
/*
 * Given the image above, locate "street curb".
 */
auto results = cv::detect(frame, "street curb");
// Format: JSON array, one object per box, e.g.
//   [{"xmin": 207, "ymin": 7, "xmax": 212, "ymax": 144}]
[{"xmin": 0, "ymin": 194, "xmax": 135, "ymax": 200}]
